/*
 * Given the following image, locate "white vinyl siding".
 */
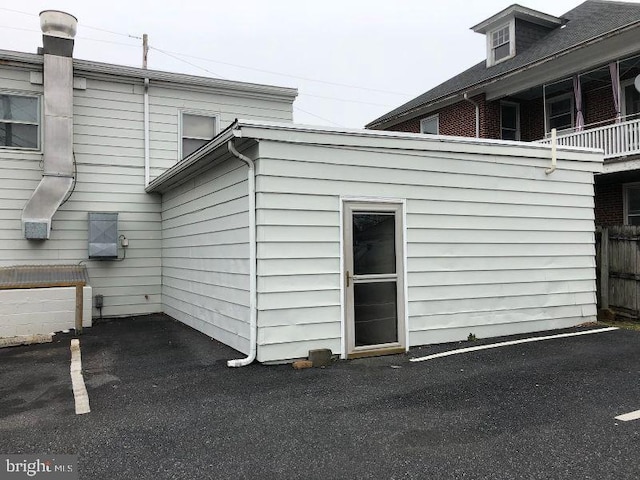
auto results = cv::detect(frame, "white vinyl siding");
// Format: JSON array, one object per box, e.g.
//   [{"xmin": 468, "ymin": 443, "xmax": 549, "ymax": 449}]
[
  {"xmin": 160, "ymin": 156, "xmax": 251, "ymax": 354},
  {"xmin": 253, "ymin": 136, "xmax": 599, "ymax": 362},
  {"xmin": 0, "ymin": 63, "xmax": 294, "ymax": 324},
  {"xmin": 0, "ymin": 68, "xmax": 162, "ymax": 318},
  {"xmin": 148, "ymin": 85, "xmax": 293, "ymax": 180}
]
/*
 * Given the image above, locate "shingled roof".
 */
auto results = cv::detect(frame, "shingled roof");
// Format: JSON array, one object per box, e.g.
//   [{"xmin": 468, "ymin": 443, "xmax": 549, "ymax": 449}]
[{"xmin": 367, "ymin": 0, "xmax": 640, "ymax": 129}]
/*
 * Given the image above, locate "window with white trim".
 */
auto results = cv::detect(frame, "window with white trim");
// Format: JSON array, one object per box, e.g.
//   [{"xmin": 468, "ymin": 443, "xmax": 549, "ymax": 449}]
[
  {"xmin": 491, "ymin": 25, "xmax": 511, "ymax": 62},
  {"xmin": 625, "ymin": 183, "xmax": 640, "ymax": 225},
  {"xmin": 545, "ymin": 94, "xmax": 574, "ymax": 133},
  {"xmin": 181, "ymin": 112, "xmax": 216, "ymax": 159},
  {"xmin": 0, "ymin": 93, "xmax": 40, "ymax": 149},
  {"xmin": 500, "ymin": 101, "xmax": 520, "ymax": 140},
  {"xmin": 622, "ymin": 79, "xmax": 640, "ymax": 119},
  {"xmin": 420, "ymin": 115, "xmax": 439, "ymax": 135}
]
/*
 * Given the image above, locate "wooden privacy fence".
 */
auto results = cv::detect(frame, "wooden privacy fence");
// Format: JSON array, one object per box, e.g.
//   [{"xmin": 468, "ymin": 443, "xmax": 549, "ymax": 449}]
[{"xmin": 597, "ymin": 225, "xmax": 640, "ymax": 319}]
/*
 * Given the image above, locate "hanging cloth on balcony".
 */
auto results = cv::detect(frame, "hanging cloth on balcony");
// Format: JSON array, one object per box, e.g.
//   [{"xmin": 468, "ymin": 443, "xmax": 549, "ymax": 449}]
[
  {"xmin": 609, "ymin": 61, "xmax": 621, "ymax": 123},
  {"xmin": 573, "ymin": 75, "xmax": 584, "ymax": 131}
]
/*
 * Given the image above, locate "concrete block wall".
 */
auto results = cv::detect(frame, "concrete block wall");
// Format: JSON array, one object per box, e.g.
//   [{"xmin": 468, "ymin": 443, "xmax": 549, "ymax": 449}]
[{"xmin": 0, "ymin": 286, "xmax": 92, "ymax": 338}]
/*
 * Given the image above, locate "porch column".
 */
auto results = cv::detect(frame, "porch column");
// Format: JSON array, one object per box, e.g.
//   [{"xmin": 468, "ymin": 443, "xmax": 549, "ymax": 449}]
[{"xmin": 574, "ymin": 75, "xmax": 584, "ymax": 131}]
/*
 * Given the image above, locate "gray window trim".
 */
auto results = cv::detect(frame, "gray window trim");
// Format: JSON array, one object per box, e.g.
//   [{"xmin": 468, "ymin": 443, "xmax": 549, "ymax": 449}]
[
  {"xmin": 623, "ymin": 182, "xmax": 640, "ymax": 225},
  {"xmin": 178, "ymin": 110, "xmax": 219, "ymax": 160},
  {"xmin": 420, "ymin": 114, "xmax": 439, "ymax": 135},
  {"xmin": 0, "ymin": 91, "xmax": 41, "ymax": 151}
]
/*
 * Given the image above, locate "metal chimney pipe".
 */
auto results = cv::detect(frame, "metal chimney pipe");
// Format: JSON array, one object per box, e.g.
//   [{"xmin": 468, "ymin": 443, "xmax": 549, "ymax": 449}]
[{"xmin": 21, "ymin": 11, "xmax": 77, "ymax": 239}]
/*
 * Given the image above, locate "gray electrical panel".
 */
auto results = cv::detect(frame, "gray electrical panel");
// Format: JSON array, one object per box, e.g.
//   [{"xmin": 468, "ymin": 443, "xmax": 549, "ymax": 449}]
[{"xmin": 88, "ymin": 212, "xmax": 118, "ymax": 259}]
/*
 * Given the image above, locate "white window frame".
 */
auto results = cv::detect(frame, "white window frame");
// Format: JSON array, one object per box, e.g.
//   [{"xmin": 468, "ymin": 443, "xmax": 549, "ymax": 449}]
[
  {"xmin": 500, "ymin": 101, "xmax": 520, "ymax": 141},
  {"xmin": 178, "ymin": 110, "xmax": 219, "ymax": 160},
  {"xmin": 486, "ymin": 19, "xmax": 515, "ymax": 67},
  {"xmin": 621, "ymin": 78, "xmax": 640, "ymax": 119},
  {"xmin": 420, "ymin": 114, "xmax": 439, "ymax": 135},
  {"xmin": 0, "ymin": 91, "xmax": 41, "ymax": 151},
  {"xmin": 623, "ymin": 182, "xmax": 640, "ymax": 225},
  {"xmin": 545, "ymin": 93, "xmax": 574, "ymax": 134}
]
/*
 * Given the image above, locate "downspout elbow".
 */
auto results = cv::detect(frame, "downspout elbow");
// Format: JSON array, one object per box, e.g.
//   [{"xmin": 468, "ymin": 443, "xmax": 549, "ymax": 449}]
[
  {"xmin": 226, "ymin": 137, "xmax": 257, "ymax": 367},
  {"xmin": 463, "ymin": 92, "xmax": 480, "ymax": 138}
]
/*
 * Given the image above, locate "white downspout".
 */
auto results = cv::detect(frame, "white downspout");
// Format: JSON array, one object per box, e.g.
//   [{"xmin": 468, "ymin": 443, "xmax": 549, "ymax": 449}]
[
  {"xmin": 463, "ymin": 92, "xmax": 480, "ymax": 138},
  {"xmin": 545, "ymin": 128, "xmax": 557, "ymax": 175},
  {"xmin": 227, "ymin": 137, "xmax": 257, "ymax": 367},
  {"xmin": 143, "ymin": 78, "xmax": 150, "ymax": 187}
]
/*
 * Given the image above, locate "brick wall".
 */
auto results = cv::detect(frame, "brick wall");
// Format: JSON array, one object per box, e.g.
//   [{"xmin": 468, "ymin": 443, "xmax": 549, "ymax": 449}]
[
  {"xmin": 584, "ymin": 84, "xmax": 616, "ymax": 126},
  {"xmin": 389, "ymin": 94, "xmax": 501, "ymax": 139},
  {"xmin": 595, "ymin": 181, "xmax": 624, "ymax": 226}
]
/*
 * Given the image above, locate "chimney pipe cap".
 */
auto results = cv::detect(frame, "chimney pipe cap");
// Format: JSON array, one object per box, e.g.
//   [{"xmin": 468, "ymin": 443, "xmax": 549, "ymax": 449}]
[{"xmin": 39, "ymin": 10, "xmax": 77, "ymax": 39}]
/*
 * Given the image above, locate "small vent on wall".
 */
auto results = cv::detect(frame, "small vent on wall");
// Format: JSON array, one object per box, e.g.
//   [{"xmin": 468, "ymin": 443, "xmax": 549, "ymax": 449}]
[{"xmin": 88, "ymin": 212, "xmax": 118, "ymax": 259}]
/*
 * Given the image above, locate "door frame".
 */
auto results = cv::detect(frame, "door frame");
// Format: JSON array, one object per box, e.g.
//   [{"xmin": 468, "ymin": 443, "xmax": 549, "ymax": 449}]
[{"xmin": 340, "ymin": 196, "xmax": 408, "ymax": 359}]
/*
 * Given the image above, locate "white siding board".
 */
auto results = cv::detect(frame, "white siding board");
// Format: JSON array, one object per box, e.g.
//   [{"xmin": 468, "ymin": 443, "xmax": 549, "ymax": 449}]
[
  {"xmin": 160, "ymin": 157, "xmax": 251, "ymax": 355},
  {"xmin": 257, "ymin": 177, "xmax": 594, "ymax": 208}
]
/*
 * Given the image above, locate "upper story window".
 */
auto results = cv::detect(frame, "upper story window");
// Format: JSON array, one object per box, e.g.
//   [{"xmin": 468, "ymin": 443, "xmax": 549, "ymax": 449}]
[
  {"xmin": 0, "ymin": 93, "xmax": 40, "ymax": 150},
  {"xmin": 420, "ymin": 114, "xmax": 439, "ymax": 135},
  {"xmin": 500, "ymin": 102, "xmax": 520, "ymax": 140},
  {"xmin": 486, "ymin": 21, "xmax": 515, "ymax": 66},
  {"xmin": 545, "ymin": 93, "xmax": 574, "ymax": 134},
  {"xmin": 181, "ymin": 112, "xmax": 217, "ymax": 159},
  {"xmin": 492, "ymin": 26, "xmax": 510, "ymax": 61}
]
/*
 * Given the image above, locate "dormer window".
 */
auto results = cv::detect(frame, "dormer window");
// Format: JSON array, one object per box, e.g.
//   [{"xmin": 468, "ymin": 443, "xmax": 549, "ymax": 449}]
[
  {"xmin": 472, "ymin": 5, "xmax": 562, "ymax": 68},
  {"xmin": 491, "ymin": 25, "xmax": 511, "ymax": 63},
  {"xmin": 487, "ymin": 21, "xmax": 515, "ymax": 66}
]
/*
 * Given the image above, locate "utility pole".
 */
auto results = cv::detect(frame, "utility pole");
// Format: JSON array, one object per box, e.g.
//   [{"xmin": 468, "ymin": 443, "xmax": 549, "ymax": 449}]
[{"xmin": 142, "ymin": 33, "xmax": 148, "ymax": 69}]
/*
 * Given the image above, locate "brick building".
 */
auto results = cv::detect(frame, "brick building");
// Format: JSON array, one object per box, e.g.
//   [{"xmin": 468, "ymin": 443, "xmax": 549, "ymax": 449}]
[{"xmin": 367, "ymin": 1, "xmax": 640, "ymax": 227}]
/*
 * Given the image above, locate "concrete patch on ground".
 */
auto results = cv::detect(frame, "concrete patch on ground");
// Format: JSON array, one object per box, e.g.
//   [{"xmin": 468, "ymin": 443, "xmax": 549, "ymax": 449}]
[{"xmin": 0, "ymin": 333, "xmax": 53, "ymax": 348}]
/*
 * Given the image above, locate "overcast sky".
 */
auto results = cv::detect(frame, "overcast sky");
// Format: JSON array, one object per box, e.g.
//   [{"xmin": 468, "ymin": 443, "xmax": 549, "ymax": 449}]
[{"xmin": 2, "ymin": 0, "xmax": 636, "ymax": 128}]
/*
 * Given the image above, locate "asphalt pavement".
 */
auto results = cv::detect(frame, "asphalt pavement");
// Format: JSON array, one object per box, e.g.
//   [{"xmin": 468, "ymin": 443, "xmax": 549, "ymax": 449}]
[{"xmin": 1, "ymin": 314, "xmax": 639, "ymax": 479}]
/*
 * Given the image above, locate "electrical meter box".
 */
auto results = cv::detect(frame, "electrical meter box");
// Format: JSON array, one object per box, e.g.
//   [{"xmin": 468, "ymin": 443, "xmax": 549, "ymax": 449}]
[{"xmin": 88, "ymin": 212, "xmax": 118, "ymax": 259}]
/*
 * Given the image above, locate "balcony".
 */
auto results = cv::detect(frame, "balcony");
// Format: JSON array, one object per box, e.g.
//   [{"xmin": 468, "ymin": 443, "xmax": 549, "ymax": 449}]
[{"xmin": 537, "ymin": 117, "xmax": 640, "ymax": 160}]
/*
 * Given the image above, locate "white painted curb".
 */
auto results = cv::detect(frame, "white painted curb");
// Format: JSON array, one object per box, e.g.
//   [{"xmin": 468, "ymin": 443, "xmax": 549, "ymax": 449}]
[
  {"xmin": 70, "ymin": 338, "xmax": 90, "ymax": 415},
  {"xmin": 410, "ymin": 327, "xmax": 619, "ymax": 363}
]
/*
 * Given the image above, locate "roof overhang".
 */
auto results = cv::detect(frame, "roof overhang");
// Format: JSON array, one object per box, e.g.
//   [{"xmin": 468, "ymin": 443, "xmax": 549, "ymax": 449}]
[
  {"xmin": 367, "ymin": 18, "xmax": 640, "ymax": 130},
  {"xmin": 147, "ymin": 119, "xmax": 603, "ymax": 193},
  {"xmin": 0, "ymin": 49, "xmax": 298, "ymax": 103},
  {"xmin": 471, "ymin": 4, "xmax": 563, "ymax": 34}
]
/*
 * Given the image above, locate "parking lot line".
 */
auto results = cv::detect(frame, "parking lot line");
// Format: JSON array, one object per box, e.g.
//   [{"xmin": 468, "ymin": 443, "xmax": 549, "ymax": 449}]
[
  {"xmin": 410, "ymin": 327, "xmax": 619, "ymax": 363},
  {"xmin": 70, "ymin": 339, "xmax": 90, "ymax": 415},
  {"xmin": 615, "ymin": 410, "xmax": 640, "ymax": 422}
]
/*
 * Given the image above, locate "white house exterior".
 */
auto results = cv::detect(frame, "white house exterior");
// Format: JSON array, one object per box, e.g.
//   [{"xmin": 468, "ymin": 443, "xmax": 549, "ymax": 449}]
[
  {"xmin": 0, "ymin": 14, "xmax": 296, "ymax": 339},
  {"xmin": 148, "ymin": 120, "xmax": 603, "ymax": 363},
  {"xmin": 1, "ymin": 11, "xmax": 604, "ymax": 362}
]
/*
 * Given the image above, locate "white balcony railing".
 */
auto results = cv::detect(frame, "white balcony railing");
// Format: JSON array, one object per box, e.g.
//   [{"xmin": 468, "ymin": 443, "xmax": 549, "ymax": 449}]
[{"xmin": 537, "ymin": 118, "xmax": 640, "ymax": 159}]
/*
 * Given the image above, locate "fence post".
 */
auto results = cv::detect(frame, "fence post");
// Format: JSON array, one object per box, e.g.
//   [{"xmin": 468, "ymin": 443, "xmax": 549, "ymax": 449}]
[{"xmin": 601, "ymin": 227, "xmax": 609, "ymax": 310}]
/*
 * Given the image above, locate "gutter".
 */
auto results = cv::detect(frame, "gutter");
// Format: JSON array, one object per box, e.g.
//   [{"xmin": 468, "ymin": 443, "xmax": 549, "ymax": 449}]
[
  {"xmin": 226, "ymin": 132, "xmax": 257, "ymax": 368},
  {"xmin": 368, "ymin": 18, "xmax": 640, "ymax": 130}
]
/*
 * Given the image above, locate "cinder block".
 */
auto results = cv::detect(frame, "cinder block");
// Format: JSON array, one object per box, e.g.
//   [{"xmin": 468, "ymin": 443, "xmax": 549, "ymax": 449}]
[{"xmin": 308, "ymin": 348, "xmax": 332, "ymax": 367}]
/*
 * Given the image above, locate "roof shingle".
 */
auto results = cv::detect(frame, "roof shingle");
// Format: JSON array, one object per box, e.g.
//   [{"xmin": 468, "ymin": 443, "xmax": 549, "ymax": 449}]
[{"xmin": 367, "ymin": 0, "xmax": 640, "ymax": 128}]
